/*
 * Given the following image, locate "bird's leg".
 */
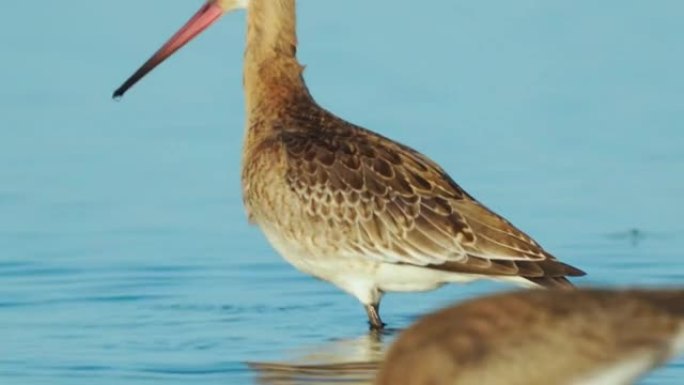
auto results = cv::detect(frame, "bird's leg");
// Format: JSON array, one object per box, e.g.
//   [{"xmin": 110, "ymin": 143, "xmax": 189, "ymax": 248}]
[{"xmin": 365, "ymin": 303, "xmax": 386, "ymax": 330}]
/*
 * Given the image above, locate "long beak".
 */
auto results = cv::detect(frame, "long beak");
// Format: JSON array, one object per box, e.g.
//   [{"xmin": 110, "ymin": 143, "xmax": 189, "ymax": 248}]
[{"xmin": 113, "ymin": 2, "xmax": 225, "ymax": 99}]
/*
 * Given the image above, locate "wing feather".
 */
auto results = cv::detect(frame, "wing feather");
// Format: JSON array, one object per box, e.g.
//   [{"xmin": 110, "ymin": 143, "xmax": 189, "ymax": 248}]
[{"xmin": 280, "ymin": 128, "xmax": 584, "ymax": 280}]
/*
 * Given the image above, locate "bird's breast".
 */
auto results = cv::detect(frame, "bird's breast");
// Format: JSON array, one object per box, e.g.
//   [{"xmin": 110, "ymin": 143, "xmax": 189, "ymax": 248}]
[{"xmin": 241, "ymin": 138, "xmax": 290, "ymax": 224}]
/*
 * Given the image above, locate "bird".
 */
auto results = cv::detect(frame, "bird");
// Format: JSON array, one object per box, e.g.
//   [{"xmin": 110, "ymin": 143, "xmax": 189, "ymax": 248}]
[
  {"xmin": 375, "ymin": 288, "xmax": 684, "ymax": 385},
  {"xmin": 113, "ymin": 0, "xmax": 585, "ymax": 329}
]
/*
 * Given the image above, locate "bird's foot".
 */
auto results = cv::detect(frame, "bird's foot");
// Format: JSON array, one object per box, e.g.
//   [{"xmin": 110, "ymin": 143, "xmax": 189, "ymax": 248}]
[{"xmin": 365, "ymin": 304, "xmax": 386, "ymax": 330}]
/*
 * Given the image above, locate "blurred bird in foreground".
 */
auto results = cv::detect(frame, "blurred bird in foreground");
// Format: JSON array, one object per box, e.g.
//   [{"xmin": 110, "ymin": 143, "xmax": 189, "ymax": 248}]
[{"xmin": 376, "ymin": 288, "xmax": 684, "ymax": 385}]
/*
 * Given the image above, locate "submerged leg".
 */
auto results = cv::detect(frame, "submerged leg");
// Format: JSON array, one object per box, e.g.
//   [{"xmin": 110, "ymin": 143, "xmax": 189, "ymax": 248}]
[{"xmin": 365, "ymin": 303, "xmax": 386, "ymax": 330}]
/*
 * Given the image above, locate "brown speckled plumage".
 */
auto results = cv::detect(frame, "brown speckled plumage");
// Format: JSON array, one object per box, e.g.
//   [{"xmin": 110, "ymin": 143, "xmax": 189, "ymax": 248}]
[
  {"xmin": 376, "ymin": 289, "xmax": 684, "ymax": 385},
  {"xmin": 243, "ymin": 94, "xmax": 582, "ymax": 281}
]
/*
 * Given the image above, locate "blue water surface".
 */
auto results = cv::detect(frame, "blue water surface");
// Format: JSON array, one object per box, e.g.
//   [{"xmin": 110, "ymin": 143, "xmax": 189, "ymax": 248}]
[{"xmin": 0, "ymin": 1, "xmax": 682, "ymax": 384}]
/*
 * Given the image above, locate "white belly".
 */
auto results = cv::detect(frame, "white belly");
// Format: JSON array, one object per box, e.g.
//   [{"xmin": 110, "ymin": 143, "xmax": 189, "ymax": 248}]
[{"xmin": 258, "ymin": 222, "xmax": 485, "ymax": 305}]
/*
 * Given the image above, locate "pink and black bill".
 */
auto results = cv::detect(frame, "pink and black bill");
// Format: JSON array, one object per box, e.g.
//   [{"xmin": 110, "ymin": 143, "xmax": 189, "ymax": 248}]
[{"xmin": 113, "ymin": 2, "xmax": 225, "ymax": 98}]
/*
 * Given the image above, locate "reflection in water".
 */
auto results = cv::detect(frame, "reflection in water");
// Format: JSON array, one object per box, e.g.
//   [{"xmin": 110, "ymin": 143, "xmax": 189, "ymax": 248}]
[
  {"xmin": 249, "ymin": 332, "xmax": 392, "ymax": 385},
  {"xmin": 250, "ymin": 361, "xmax": 377, "ymax": 385}
]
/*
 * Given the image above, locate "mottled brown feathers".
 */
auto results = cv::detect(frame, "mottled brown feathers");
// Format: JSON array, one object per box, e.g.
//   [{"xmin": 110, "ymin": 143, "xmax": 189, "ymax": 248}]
[
  {"xmin": 375, "ymin": 289, "xmax": 684, "ymax": 385},
  {"xmin": 243, "ymin": 97, "xmax": 584, "ymax": 286}
]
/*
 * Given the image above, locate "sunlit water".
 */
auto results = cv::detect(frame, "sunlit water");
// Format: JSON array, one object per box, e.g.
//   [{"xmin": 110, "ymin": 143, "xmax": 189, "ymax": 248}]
[{"xmin": 1, "ymin": 1, "xmax": 683, "ymax": 384}]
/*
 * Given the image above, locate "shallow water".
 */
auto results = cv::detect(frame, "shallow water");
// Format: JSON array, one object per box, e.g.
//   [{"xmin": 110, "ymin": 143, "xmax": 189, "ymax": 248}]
[{"xmin": 1, "ymin": 1, "xmax": 683, "ymax": 384}]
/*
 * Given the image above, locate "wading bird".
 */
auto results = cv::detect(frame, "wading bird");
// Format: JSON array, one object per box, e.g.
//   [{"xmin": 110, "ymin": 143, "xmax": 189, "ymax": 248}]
[
  {"xmin": 376, "ymin": 288, "xmax": 684, "ymax": 385},
  {"xmin": 114, "ymin": 0, "xmax": 585, "ymax": 329}
]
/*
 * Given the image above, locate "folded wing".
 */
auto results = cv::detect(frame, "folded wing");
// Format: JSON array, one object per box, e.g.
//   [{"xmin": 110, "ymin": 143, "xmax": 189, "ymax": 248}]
[{"xmin": 281, "ymin": 125, "xmax": 584, "ymax": 285}]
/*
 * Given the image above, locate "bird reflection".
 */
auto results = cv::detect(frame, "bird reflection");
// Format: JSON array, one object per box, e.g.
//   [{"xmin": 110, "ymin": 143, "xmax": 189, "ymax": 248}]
[{"xmin": 248, "ymin": 331, "xmax": 392, "ymax": 385}]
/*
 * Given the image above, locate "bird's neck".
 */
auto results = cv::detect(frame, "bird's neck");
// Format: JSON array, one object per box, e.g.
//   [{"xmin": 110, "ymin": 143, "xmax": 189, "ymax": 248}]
[{"xmin": 243, "ymin": 0, "xmax": 310, "ymax": 119}]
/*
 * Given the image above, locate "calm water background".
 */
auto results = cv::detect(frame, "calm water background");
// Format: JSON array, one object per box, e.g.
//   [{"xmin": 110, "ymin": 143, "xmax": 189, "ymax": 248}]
[{"xmin": 1, "ymin": 1, "xmax": 683, "ymax": 384}]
